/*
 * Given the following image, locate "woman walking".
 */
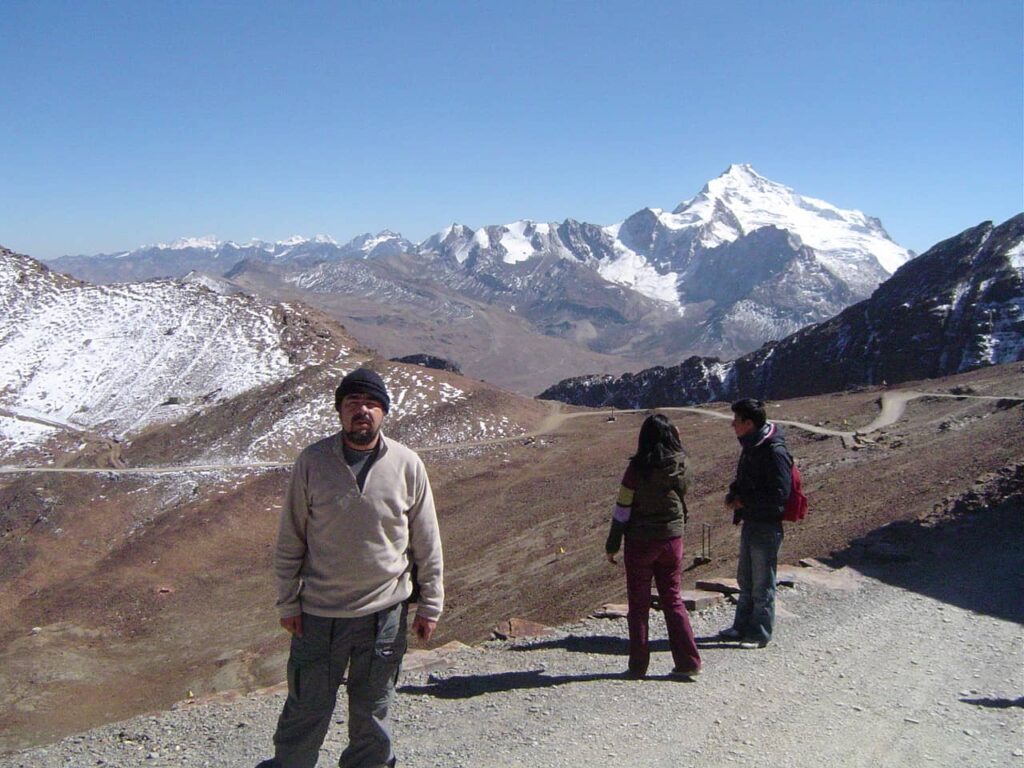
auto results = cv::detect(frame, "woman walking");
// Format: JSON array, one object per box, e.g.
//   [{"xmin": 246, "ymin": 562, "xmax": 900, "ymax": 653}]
[{"xmin": 606, "ymin": 414, "xmax": 702, "ymax": 679}]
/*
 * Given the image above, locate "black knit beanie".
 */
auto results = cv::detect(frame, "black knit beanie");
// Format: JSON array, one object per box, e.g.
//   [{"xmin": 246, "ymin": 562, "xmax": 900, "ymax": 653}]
[{"xmin": 335, "ymin": 368, "xmax": 390, "ymax": 413}]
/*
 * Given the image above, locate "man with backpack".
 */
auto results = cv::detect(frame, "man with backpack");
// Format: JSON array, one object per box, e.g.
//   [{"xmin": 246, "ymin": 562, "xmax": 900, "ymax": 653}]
[{"xmin": 717, "ymin": 398, "xmax": 792, "ymax": 649}]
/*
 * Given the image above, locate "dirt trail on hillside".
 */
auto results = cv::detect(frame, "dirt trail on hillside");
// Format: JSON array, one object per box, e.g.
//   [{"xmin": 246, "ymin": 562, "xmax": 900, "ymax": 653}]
[{"xmin": 3, "ymin": 390, "xmax": 1021, "ymax": 475}]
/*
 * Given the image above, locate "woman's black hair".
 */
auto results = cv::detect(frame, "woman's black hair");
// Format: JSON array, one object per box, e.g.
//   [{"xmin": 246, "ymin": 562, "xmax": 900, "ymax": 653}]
[{"xmin": 631, "ymin": 413, "xmax": 683, "ymax": 475}]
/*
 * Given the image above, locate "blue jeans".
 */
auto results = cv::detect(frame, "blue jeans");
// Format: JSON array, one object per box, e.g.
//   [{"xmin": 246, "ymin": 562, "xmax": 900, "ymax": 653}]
[
  {"xmin": 271, "ymin": 603, "xmax": 407, "ymax": 768},
  {"xmin": 732, "ymin": 520, "xmax": 784, "ymax": 644}
]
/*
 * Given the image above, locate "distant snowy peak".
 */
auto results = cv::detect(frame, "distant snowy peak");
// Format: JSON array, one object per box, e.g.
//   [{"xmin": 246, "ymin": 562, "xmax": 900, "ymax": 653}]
[
  {"xmin": 540, "ymin": 216, "xmax": 1024, "ymax": 409},
  {"xmin": 157, "ymin": 235, "xmax": 223, "ymax": 251},
  {"xmin": 492, "ymin": 220, "xmax": 570, "ymax": 264},
  {"xmin": 97, "ymin": 233, "xmax": 413, "ymax": 267},
  {"xmin": 338, "ymin": 230, "xmax": 414, "ymax": 259},
  {"xmin": 666, "ymin": 164, "xmax": 912, "ymax": 273},
  {"xmin": 419, "ymin": 221, "xmax": 566, "ymax": 265},
  {"xmin": 416, "ymin": 164, "xmax": 909, "ymax": 295}
]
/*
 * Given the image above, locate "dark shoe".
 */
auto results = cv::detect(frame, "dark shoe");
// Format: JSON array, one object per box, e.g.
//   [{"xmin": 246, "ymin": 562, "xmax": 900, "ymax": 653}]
[
  {"xmin": 716, "ymin": 627, "xmax": 743, "ymax": 640},
  {"xmin": 255, "ymin": 760, "xmax": 280, "ymax": 768},
  {"xmin": 623, "ymin": 668, "xmax": 646, "ymax": 680},
  {"xmin": 738, "ymin": 637, "xmax": 769, "ymax": 649},
  {"xmin": 670, "ymin": 666, "xmax": 701, "ymax": 680}
]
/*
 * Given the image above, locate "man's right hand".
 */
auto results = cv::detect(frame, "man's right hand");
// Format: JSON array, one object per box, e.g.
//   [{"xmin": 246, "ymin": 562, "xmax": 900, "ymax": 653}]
[{"xmin": 280, "ymin": 614, "xmax": 303, "ymax": 637}]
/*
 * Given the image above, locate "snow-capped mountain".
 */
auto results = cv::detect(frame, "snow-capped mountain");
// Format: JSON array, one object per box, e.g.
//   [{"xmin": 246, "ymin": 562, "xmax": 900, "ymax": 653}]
[
  {"xmin": 220, "ymin": 160, "xmax": 911, "ymax": 389},
  {"xmin": 539, "ymin": 214, "xmax": 1024, "ymax": 408},
  {"xmin": 410, "ymin": 165, "xmax": 912, "ymax": 356},
  {"xmin": 419, "ymin": 164, "xmax": 911, "ymax": 298},
  {"xmin": 44, "ymin": 166, "xmax": 914, "ymax": 390},
  {"xmin": 669, "ymin": 163, "xmax": 909, "ymax": 273},
  {"xmin": 386, "ymin": 166, "xmax": 909, "ymax": 366}
]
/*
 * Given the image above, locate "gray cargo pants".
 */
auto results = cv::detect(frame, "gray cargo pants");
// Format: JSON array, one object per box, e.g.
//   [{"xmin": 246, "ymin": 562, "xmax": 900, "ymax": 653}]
[{"xmin": 271, "ymin": 602, "xmax": 407, "ymax": 768}]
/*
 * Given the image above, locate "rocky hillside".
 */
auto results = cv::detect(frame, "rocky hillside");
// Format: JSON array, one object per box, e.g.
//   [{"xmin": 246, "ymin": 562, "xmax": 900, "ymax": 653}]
[
  {"xmin": 0, "ymin": 246, "xmax": 547, "ymax": 464},
  {"xmin": 0, "ymin": 245, "xmax": 338, "ymax": 453},
  {"xmin": 540, "ymin": 214, "xmax": 1024, "ymax": 408}
]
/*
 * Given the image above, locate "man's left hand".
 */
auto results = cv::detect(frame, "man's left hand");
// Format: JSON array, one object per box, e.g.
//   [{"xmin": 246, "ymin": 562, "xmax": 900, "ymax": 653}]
[{"xmin": 412, "ymin": 615, "xmax": 437, "ymax": 642}]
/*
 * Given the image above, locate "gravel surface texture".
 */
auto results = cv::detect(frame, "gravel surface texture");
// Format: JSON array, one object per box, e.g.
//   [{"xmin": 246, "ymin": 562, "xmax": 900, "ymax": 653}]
[{"xmin": 9, "ymin": 504, "xmax": 1022, "ymax": 768}]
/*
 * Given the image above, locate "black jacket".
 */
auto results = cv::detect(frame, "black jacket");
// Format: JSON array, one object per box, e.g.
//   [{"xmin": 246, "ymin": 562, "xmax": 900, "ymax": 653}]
[{"xmin": 728, "ymin": 422, "xmax": 792, "ymax": 524}]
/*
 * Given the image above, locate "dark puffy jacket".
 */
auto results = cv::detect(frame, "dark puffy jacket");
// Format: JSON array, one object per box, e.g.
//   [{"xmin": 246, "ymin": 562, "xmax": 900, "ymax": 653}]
[
  {"xmin": 728, "ymin": 423, "xmax": 792, "ymax": 524},
  {"xmin": 606, "ymin": 451, "xmax": 689, "ymax": 553}
]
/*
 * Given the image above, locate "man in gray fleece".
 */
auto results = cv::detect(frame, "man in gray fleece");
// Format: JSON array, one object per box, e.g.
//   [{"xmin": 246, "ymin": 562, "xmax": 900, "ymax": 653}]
[{"xmin": 257, "ymin": 367, "xmax": 444, "ymax": 768}]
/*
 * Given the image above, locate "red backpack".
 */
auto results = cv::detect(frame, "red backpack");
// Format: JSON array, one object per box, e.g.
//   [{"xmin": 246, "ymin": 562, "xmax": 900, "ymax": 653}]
[{"xmin": 782, "ymin": 461, "xmax": 808, "ymax": 522}]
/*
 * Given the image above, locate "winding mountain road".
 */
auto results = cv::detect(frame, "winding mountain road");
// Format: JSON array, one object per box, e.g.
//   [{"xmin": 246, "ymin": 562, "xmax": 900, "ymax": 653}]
[{"xmin": 1, "ymin": 390, "xmax": 1021, "ymax": 476}]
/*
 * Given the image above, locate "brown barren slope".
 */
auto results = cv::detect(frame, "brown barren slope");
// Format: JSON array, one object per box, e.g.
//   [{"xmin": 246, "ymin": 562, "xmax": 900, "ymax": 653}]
[{"xmin": 0, "ymin": 362, "xmax": 1022, "ymax": 751}]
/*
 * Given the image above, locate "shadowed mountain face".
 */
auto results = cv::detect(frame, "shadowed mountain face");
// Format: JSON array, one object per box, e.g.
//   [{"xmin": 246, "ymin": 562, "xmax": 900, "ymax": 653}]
[
  {"xmin": 43, "ymin": 166, "xmax": 911, "ymax": 394},
  {"xmin": 540, "ymin": 215, "xmax": 1024, "ymax": 408}
]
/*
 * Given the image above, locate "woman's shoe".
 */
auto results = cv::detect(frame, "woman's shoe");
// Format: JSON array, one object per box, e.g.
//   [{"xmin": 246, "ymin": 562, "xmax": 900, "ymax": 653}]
[{"xmin": 670, "ymin": 666, "xmax": 701, "ymax": 679}]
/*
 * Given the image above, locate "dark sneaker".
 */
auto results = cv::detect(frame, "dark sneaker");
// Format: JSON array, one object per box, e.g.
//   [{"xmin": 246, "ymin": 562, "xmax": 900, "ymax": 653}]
[
  {"xmin": 255, "ymin": 760, "xmax": 281, "ymax": 768},
  {"xmin": 716, "ymin": 627, "xmax": 743, "ymax": 640},
  {"xmin": 670, "ymin": 666, "xmax": 701, "ymax": 680}
]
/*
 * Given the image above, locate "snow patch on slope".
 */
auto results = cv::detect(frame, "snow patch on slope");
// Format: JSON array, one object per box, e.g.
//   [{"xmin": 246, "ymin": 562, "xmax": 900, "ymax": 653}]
[
  {"xmin": 598, "ymin": 238, "xmax": 681, "ymax": 305},
  {"xmin": 1007, "ymin": 239, "xmax": 1024, "ymax": 271},
  {"xmin": 0, "ymin": 256, "xmax": 317, "ymax": 444}
]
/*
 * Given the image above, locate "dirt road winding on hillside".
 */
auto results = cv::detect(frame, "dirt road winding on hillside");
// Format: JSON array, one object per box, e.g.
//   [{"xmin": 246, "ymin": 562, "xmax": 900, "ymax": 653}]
[{"xmin": 7, "ymin": 389, "xmax": 1018, "ymax": 475}]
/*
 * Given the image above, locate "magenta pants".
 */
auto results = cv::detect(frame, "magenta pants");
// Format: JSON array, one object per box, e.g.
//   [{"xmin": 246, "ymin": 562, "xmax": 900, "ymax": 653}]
[{"xmin": 623, "ymin": 535, "xmax": 702, "ymax": 676}]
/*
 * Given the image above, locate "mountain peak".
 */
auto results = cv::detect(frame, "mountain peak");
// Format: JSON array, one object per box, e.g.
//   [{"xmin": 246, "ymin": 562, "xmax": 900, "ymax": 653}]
[
  {"xmin": 159, "ymin": 235, "xmax": 222, "ymax": 251},
  {"xmin": 703, "ymin": 163, "xmax": 785, "ymax": 200},
  {"xmin": 720, "ymin": 162, "xmax": 765, "ymax": 181},
  {"xmin": 670, "ymin": 166, "xmax": 911, "ymax": 274}
]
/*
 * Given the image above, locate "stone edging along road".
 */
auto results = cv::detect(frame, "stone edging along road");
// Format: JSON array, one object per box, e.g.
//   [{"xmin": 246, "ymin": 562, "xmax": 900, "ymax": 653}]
[{"xmin": 1, "ymin": 391, "xmax": 1021, "ymax": 476}]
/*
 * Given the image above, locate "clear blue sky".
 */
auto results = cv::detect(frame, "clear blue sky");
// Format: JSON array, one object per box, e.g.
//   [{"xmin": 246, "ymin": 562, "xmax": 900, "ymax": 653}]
[{"xmin": 2, "ymin": 0, "xmax": 1021, "ymax": 259}]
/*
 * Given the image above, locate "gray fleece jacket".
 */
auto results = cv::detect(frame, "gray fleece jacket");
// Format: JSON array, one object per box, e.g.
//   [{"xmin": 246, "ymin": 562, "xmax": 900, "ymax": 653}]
[{"xmin": 274, "ymin": 432, "xmax": 444, "ymax": 622}]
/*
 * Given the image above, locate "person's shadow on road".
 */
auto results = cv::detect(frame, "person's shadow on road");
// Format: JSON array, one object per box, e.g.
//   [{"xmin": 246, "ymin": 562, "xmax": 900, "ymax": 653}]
[
  {"xmin": 398, "ymin": 669, "xmax": 629, "ymax": 698},
  {"xmin": 400, "ymin": 666, "xmax": 702, "ymax": 698}
]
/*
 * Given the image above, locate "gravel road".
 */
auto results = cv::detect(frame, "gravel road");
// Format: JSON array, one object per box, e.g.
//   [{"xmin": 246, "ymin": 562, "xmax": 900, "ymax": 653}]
[{"xmin": 8, "ymin": 505, "xmax": 1022, "ymax": 768}]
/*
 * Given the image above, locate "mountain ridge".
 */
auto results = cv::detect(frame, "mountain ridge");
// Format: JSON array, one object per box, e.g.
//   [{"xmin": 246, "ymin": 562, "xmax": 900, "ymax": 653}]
[
  {"xmin": 40, "ymin": 166, "xmax": 914, "ymax": 393},
  {"xmin": 539, "ymin": 214, "xmax": 1024, "ymax": 408}
]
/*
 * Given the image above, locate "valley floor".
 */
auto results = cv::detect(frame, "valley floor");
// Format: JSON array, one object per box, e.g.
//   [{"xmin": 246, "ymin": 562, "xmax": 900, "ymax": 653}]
[{"xmin": 9, "ymin": 502, "xmax": 1022, "ymax": 768}]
